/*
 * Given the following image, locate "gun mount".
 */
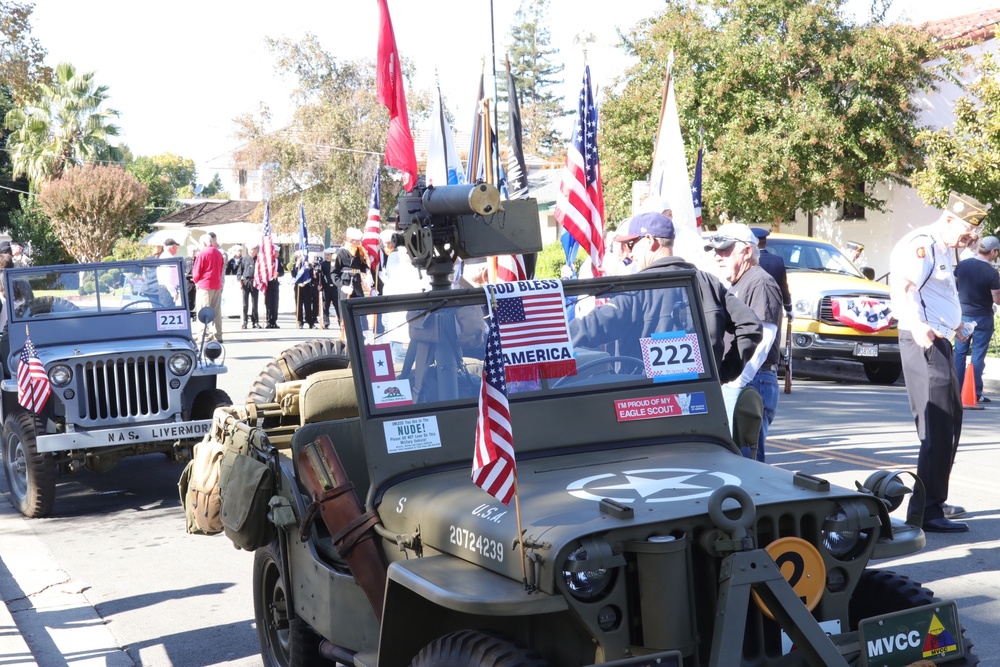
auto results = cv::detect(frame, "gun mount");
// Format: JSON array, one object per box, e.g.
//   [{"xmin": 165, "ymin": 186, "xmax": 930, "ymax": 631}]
[{"xmin": 397, "ymin": 183, "xmax": 543, "ymax": 290}]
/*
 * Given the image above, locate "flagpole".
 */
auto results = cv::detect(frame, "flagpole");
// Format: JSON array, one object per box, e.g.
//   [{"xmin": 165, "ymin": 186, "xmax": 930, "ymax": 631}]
[
  {"xmin": 489, "ymin": 0, "xmax": 501, "ymax": 183},
  {"xmin": 485, "ymin": 287, "xmax": 530, "ymax": 592}
]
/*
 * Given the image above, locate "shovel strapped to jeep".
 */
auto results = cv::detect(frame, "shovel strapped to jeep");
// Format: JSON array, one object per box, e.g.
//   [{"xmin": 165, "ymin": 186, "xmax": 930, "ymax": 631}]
[{"xmin": 297, "ymin": 434, "xmax": 387, "ymax": 622}]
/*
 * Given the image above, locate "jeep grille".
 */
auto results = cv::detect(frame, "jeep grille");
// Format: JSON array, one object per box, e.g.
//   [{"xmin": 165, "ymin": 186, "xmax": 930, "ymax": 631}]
[
  {"xmin": 819, "ymin": 295, "xmax": 897, "ymax": 329},
  {"xmin": 74, "ymin": 355, "xmax": 172, "ymax": 424}
]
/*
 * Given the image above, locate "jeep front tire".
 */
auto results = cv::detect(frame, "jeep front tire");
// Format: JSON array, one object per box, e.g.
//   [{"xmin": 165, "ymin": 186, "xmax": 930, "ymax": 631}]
[{"xmin": 2, "ymin": 411, "xmax": 56, "ymax": 518}]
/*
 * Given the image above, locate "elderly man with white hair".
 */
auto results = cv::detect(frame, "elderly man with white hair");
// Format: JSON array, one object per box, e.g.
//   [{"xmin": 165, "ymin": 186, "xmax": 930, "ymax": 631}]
[{"xmin": 705, "ymin": 222, "xmax": 783, "ymax": 462}]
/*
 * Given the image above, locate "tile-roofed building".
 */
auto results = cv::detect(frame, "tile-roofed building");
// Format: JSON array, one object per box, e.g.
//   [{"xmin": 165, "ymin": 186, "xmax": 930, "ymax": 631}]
[
  {"xmin": 921, "ymin": 8, "xmax": 1000, "ymax": 47},
  {"xmin": 155, "ymin": 200, "xmax": 261, "ymax": 227}
]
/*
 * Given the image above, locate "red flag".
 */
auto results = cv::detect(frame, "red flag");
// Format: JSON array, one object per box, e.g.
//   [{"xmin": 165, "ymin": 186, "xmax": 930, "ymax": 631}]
[
  {"xmin": 17, "ymin": 335, "xmax": 51, "ymax": 413},
  {"xmin": 554, "ymin": 66, "xmax": 604, "ymax": 277},
  {"xmin": 362, "ymin": 172, "xmax": 382, "ymax": 291},
  {"xmin": 376, "ymin": 0, "xmax": 417, "ymax": 192},
  {"xmin": 472, "ymin": 307, "xmax": 516, "ymax": 505}
]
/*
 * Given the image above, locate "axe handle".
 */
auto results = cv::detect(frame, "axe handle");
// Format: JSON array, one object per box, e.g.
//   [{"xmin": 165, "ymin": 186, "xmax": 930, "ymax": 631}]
[{"xmin": 784, "ymin": 315, "xmax": 793, "ymax": 394}]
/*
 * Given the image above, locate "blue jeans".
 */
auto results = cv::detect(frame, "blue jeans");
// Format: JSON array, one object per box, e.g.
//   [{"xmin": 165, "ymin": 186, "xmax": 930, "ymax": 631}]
[
  {"xmin": 722, "ymin": 370, "xmax": 779, "ymax": 462},
  {"xmin": 953, "ymin": 314, "xmax": 994, "ymax": 398},
  {"xmin": 746, "ymin": 370, "xmax": 779, "ymax": 461}
]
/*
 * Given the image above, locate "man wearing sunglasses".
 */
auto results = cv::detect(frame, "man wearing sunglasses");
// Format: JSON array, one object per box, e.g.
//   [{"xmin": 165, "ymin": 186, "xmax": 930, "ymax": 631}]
[
  {"xmin": 705, "ymin": 223, "xmax": 784, "ymax": 462},
  {"xmin": 890, "ymin": 192, "xmax": 989, "ymax": 534},
  {"xmin": 572, "ymin": 212, "xmax": 762, "ymax": 384}
]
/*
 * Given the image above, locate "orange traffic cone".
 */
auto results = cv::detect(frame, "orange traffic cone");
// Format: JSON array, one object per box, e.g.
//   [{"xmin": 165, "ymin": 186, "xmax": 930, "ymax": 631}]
[{"xmin": 961, "ymin": 361, "xmax": 984, "ymax": 410}]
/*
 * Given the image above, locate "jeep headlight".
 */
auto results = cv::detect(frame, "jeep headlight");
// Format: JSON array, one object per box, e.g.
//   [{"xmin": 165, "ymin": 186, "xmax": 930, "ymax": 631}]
[
  {"xmin": 822, "ymin": 508, "xmax": 862, "ymax": 558},
  {"xmin": 168, "ymin": 353, "xmax": 193, "ymax": 376},
  {"xmin": 48, "ymin": 364, "xmax": 72, "ymax": 387},
  {"xmin": 562, "ymin": 547, "xmax": 615, "ymax": 601},
  {"xmin": 792, "ymin": 298, "xmax": 814, "ymax": 318}
]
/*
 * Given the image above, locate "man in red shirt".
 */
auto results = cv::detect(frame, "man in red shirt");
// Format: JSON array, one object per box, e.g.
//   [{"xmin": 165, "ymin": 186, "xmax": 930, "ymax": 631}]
[{"xmin": 192, "ymin": 232, "xmax": 225, "ymax": 342}]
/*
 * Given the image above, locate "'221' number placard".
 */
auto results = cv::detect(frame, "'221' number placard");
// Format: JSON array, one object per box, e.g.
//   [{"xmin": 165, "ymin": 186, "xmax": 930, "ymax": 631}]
[
  {"xmin": 639, "ymin": 332, "xmax": 704, "ymax": 381},
  {"xmin": 157, "ymin": 310, "xmax": 189, "ymax": 331}
]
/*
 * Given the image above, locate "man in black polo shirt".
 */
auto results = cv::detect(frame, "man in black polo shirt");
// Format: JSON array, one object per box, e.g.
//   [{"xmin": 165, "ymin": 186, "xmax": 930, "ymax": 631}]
[
  {"xmin": 707, "ymin": 223, "xmax": 783, "ymax": 461},
  {"xmin": 954, "ymin": 235, "xmax": 1000, "ymax": 403}
]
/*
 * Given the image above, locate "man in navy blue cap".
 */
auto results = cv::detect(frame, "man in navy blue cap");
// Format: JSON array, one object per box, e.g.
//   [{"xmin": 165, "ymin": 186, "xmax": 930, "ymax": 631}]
[
  {"xmin": 751, "ymin": 227, "xmax": 792, "ymax": 320},
  {"xmin": 571, "ymin": 212, "xmax": 762, "ymax": 383}
]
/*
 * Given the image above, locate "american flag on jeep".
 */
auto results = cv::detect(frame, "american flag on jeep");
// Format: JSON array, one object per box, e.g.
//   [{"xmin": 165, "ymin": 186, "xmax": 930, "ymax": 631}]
[{"xmin": 17, "ymin": 335, "xmax": 50, "ymax": 413}]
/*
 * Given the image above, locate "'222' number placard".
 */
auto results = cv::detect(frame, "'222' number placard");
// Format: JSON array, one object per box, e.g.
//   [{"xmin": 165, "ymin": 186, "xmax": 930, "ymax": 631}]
[{"xmin": 639, "ymin": 332, "xmax": 704, "ymax": 380}]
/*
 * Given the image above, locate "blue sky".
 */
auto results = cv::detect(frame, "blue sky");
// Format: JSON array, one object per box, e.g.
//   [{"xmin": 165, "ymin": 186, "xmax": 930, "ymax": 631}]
[{"xmin": 29, "ymin": 0, "xmax": 995, "ymax": 186}]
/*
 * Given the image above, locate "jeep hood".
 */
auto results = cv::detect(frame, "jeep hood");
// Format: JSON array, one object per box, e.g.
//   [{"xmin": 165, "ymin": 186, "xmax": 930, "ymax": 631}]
[{"xmin": 378, "ymin": 441, "xmax": 866, "ymax": 593}]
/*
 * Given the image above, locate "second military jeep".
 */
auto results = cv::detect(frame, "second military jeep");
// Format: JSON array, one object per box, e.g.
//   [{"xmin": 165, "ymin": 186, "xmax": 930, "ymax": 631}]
[
  {"xmin": 212, "ymin": 263, "xmax": 976, "ymax": 666},
  {"xmin": 0, "ymin": 258, "xmax": 231, "ymax": 518}
]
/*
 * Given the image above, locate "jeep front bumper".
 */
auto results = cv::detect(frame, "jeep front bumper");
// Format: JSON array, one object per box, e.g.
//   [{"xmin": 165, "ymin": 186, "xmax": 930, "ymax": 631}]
[{"xmin": 34, "ymin": 419, "xmax": 212, "ymax": 453}]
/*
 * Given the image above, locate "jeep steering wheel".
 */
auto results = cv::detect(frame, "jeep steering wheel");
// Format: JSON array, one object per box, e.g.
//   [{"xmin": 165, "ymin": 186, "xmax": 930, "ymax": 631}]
[
  {"xmin": 120, "ymin": 299, "xmax": 156, "ymax": 310},
  {"xmin": 552, "ymin": 356, "xmax": 645, "ymax": 387}
]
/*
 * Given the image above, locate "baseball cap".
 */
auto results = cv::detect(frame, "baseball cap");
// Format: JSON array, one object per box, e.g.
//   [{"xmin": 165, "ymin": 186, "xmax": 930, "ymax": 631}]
[
  {"xmin": 641, "ymin": 195, "xmax": 671, "ymax": 214},
  {"xmin": 750, "ymin": 227, "xmax": 770, "ymax": 239},
  {"xmin": 163, "ymin": 238, "xmax": 179, "ymax": 247},
  {"xmin": 704, "ymin": 223, "xmax": 758, "ymax": 252},
  {"xmin": 978, "ymin": 236, "xmax": 1000, "ymax": 253},
  {"xmin": 345, "ymin": 227, "xmax": 363, "ymax": 241},
  {"xmin": 614, "ymin": 212, "xmax": 675, "ymax": 242},
  {"xmin": 948, "ymin": 192, "xmax": 989, "ymax": 226}
]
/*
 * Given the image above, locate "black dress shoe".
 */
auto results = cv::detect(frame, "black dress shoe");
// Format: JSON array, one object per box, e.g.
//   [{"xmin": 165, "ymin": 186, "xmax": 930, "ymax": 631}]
[
  {"xmin": 943, "ymin": 503, "xmax": 966, "ymax": 519},
  {"xmin": 253, "ymin": 323, "xmax": 262, "ymax": 329},
  {"xmin": 922, "ymin": 517, "xmax": 969, "ymax": 533},
  {"xmin": 241, "ymin": 323, "xmax": 247, "ymax": 329}
]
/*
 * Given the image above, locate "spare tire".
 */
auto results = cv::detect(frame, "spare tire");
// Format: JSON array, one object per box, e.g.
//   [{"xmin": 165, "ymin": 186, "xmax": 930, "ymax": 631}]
[{"xmin": 247, "ymin": 339, "xmax": 350, "ymax": 426}]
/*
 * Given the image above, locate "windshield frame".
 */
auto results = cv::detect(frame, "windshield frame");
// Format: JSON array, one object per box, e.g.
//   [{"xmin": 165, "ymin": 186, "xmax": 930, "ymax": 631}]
[{"xmin": 343, "ymin": 271, "xmax": 716, "ymax": 419}]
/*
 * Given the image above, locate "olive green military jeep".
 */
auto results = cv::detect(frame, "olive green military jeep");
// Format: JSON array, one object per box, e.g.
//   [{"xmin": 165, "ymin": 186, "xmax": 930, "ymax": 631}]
[{"xmin": 211, "ymin": 267, "xmax": 976, "ymax": 667}]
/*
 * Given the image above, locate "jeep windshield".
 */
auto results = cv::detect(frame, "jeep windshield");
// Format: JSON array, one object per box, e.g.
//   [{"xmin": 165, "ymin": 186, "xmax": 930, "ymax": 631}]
[
  {"xmin": 5, "ymin": 259, "xmax": 190, "ymax": 323},
  {"xmin": 346, "ymin": 271, "xmax": 716, "ymax": 416}
]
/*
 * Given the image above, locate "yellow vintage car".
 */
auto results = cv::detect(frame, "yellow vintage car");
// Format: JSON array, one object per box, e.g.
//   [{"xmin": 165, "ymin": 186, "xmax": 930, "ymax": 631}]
[{"xmin": 765, "ymin": 233, "xmax": 900, "ymax": 384}]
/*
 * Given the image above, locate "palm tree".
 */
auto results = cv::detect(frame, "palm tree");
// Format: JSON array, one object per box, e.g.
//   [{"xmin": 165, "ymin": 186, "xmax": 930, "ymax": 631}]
[{"xmin": 4, "ymin": 62, "xmax": 122, "ymax": 186}]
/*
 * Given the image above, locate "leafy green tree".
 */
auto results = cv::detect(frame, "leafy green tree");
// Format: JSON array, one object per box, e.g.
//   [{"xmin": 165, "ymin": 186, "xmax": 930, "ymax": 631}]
[
  {"xmin": 600, "ymin": 0, "xmax": 955, "ymax": 226},
  {"xmin": 201, "ymin": 173, "xmax": 227, "ymax": 198},
  {"xmin": 0, "ymin": 2, "xmax": 50, "ymax": 228},
  {"xmin": 233, "ymin": 33, "xmax": 429, "ymax": 237},
  {"xmin": 5, "ymin": 62, "xmax": 123, "ymax": 186},
  {"xmin": 911, "ymin": 52, "xmax": 1000, "ymax": 232},
  {"xmin": 37, "ymin": 164, "xmax": 148, "ymax": 263},
  {"xmin": 504, "ymin": 0, "xmax": 566, "ymax": 157},
  {"xmin": 126, "ymin": 152, "xmax": 197, "ymax": 226},
  {"xmin": 7, "ymin": 193, "xmax": 67, "ymax": 266}
]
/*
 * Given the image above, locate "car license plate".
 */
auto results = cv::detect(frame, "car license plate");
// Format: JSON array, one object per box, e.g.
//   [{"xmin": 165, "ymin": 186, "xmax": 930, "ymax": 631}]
[{"xmin": 854, "ymin": 342, "xmax": 878, "ymax": 357}]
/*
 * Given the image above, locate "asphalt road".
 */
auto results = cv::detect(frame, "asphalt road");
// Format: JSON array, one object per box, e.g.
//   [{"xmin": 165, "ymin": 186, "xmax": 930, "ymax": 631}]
[{"xmin": 2, "ymin": 319, "xmax": 999, "ymax": 666}]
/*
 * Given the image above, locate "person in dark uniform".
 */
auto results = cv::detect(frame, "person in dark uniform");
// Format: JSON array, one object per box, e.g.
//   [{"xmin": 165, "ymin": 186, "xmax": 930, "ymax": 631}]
[
  {"xmin": 226, "ymin": 246, "xmax": 243, "ymax": 276},
  {"xmin": 264, "ymin": 255, "xmax": 283, "ymax": 329},
  {"xmin": 333, "ymin": 227, "xmax": 371, "ymax": 339},
  {"xmin": 889, "ymin": 191, "xmax": 988, "ymax": 534},
  {"xmin": 239, "ymin": 243, "xmax": 260, "ymax": 329},
  {"xmin": 751, "ymin": 228, "xmax": 792, "ymax": 319},
  {"xmin": 293, "ymin": 253, "xmax": 317, "ymax": 328},
  {"xmin": 319, "ymin": 248, "xmax": 337, "ymax": 329}
]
